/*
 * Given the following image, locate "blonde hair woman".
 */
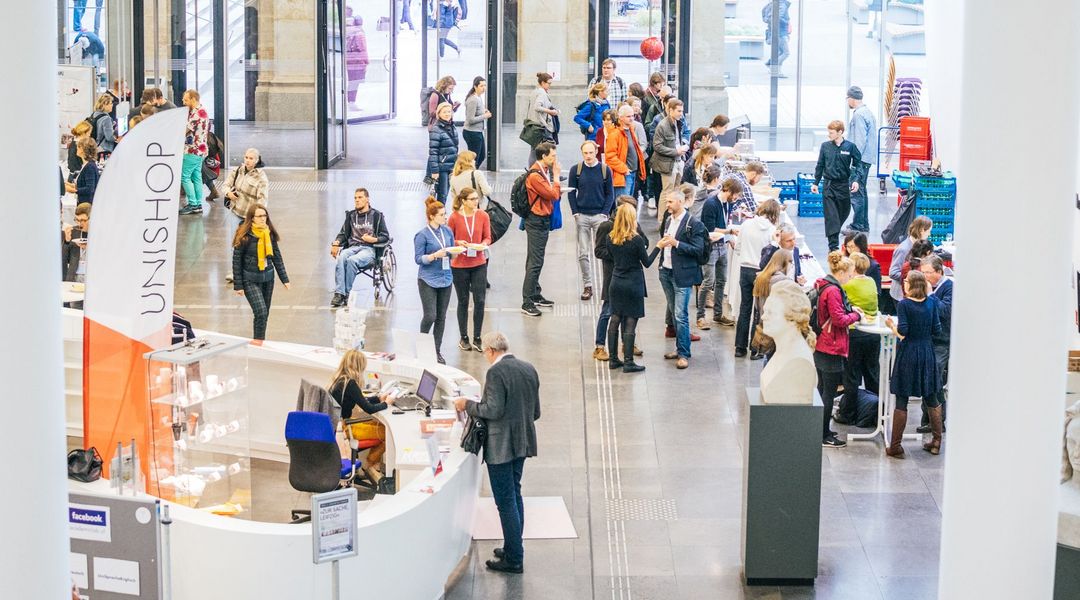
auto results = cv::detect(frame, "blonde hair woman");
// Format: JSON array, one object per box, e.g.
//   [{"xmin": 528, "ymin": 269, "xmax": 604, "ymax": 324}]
[
  {"xmin": 427, "ymin": 75, "xmax": 459, "ymax": 129},
  {"xmin": 449, "ymin": 150, "xmax": 493, "ymax": 208},
  {"xmin": 428, "ymin": 102, "xmax": 459, "ymax": 203},
  {"xmin": 89, "ymin": 94, "xmax": 116, "ymax": 155},
  {"xmin": 814, "ymin": 250, "xmax": 865, "ymax": 448},
  {"xmin": 573, "ymin": 82, "xmax": 611, "ymax": 142},
  {"xmin": 603, "ymin": 203, "xmax": 660, "ymax": 373},
  {"xmin": 328, "ymin": 349, "xmax": 395, "ymax": 483}
]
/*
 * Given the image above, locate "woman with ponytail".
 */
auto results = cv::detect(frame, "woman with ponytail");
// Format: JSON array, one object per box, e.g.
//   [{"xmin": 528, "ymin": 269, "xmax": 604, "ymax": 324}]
[
  {"xmin": 232, "ymin": 204, "xmax": 290, "ymax": 340},
  {"xmin": 813, "ymin": 251, "xmax": 863, "ymax": 448},
  {"xmin": 413, "ymin": 197, "xmax": 456, "ymax": 364}
]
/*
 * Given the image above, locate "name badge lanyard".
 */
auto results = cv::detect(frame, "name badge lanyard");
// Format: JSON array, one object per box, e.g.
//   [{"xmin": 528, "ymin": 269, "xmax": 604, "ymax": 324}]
[
  {"xmin": 462, "ymin": 213, "xmax": 483, "ymax": 258},
  {"xmin": 428, "ymin": 226, "xmax": 450, "ymax": 269}
]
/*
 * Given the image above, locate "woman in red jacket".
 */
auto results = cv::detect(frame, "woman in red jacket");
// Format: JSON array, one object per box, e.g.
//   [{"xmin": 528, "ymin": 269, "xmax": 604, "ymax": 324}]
[
  {"xmin": 814, "ymin": 251, "xmax": 864, "ymax": 448},
  {"xmin": 448, "ymin": 187, "xmax": 492, "ymax": 352}
]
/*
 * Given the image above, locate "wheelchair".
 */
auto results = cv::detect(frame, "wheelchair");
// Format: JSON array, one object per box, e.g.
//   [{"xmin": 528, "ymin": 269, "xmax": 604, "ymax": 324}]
[{"xmin": 355, "ymin": 238, "xmax": 397, "ymax": 299}]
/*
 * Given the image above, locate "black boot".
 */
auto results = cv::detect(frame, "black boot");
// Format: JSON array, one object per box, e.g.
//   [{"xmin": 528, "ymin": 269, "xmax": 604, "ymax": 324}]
[
  {"xmin": 622, "ymin": 333, "xmax": 645, "ymax": 373},
  {"xmin": 608, "ymin": 324, "xmax": 623, "ymax": 369}
]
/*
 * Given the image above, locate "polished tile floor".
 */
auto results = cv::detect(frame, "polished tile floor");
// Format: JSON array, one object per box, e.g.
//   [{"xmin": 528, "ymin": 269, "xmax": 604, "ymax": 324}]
[{"xmin": 173, "ymin": 130, "xmax": 943, "ymax": 600}]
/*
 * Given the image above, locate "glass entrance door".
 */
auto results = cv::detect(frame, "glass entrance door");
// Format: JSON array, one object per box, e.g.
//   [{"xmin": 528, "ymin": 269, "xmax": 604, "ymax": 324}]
[
  {"xmin": 344, "ymin": 0, "xmax": 396, "ymax": 122},
  {"xmin": 318, "ymin": 0, "xmax": 347, "ymax": 167},
  {"xmin": 421, "ymin": 0, "xmax": 487, "ymax": 124}
]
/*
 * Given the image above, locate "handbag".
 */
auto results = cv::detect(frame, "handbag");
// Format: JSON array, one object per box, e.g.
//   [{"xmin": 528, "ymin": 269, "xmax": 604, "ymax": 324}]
[
  {"xmin": 519, "ymin": 120, "xmax": 547, "ymax": 148},
  {"xmin": 486, "ymin": 198, "xmax": 512, "ymax": 244},
  {"xmin": 67, "ymin": 447, "xmax": 103, "ymax": 482},
  {"xmin": 460, "ymin": 415, "xmax": 487, "ymax": 456}
]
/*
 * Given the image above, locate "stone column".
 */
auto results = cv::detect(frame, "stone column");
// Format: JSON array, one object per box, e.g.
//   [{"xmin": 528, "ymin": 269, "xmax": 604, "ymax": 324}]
[
  {"xmin": 514, "ymin": 0, "xmax": 591, "ymax": 127},
  {"xmin": 937, "ymin": 2, "xmax": 1080, "ymax": 598},
  {"xmin": 254, "ymin": 0, "xmax": 316, "ymax": 129},
  {"xmin": 0, "ymin": 1, "xmax": 71, "ymax": 598},
  {"xmin": 687, "ymin": 0, "xmax": 728, "ymax": 129}
]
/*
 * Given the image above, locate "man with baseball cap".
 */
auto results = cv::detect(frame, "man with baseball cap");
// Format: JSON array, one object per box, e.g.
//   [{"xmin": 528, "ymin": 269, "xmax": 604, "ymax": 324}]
[{"xmin": 846, "ymin": 86, "xmax": 877, "ymax": 233}]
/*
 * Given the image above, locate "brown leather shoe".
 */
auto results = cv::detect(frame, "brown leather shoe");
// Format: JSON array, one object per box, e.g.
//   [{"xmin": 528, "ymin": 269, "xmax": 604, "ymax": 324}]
[
  {"xmin": 581, "ymin": 286, "xmax": 593, "ymax": 301},
  {"xmin": 664, "ymin": 326, "xmax": 676, "ymax": 338},
  {"xmin": 592, "ymin": 346, "xmax": 609, "ymax": 361},
  {"xmin": 633, "ymin": 345, "xmax": 643, "ymax": 356},
  {"xmin": 664, "ymin": 351, "xmax": 679, "ymax": 360},
  {"xmin": 675, "ymin": 357, "xmax": 689, "ymax": 369}
]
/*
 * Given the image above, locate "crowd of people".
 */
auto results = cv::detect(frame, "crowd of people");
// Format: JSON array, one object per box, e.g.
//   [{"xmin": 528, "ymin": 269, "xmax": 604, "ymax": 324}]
[{"xmin": 59, "ymin": 65, "xmax": 956, "ymax": 580}]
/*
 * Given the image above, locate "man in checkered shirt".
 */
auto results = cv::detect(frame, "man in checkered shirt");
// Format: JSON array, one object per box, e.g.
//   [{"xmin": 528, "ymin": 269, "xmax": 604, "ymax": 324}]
[
  {"xmin": 721, "ymin": 161, "xmax": 766, "ymax": 220},
  {"xmin": 589, "ymin": 58, "xmax": 627, "ymax": 107}
]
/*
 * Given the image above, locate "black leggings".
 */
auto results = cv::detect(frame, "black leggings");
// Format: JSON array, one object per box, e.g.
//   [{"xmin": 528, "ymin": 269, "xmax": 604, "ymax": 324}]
[
  {"xmin": 452, "ymin": 264, "xmax": 488, "ymax": 340},
  {"xmin": 418, "ymin": 279, "xmax": 453, "ymax": 352},
  {"xmin": 607, "ymin": 314, "xmax": 639, "ymax": 361},
  {"xmin": 242, "ymin": 278, "xmax": 274, "ymax": 340}
]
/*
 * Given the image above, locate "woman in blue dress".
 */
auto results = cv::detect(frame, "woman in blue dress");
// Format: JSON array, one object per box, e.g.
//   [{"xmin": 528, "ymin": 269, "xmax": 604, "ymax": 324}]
[{"xmin": 884, "ymin": 270, "xmax": 943, "ymax": 458}]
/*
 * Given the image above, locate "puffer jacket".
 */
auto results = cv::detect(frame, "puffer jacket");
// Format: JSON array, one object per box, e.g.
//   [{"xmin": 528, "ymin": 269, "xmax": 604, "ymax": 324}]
[
  {"xmin": 427, "ymin": 118, "xmax": 458, "ymax": 176},
  {"xmin": 813, "ymin": 276, "xmax": 860, "ymax": 357}
]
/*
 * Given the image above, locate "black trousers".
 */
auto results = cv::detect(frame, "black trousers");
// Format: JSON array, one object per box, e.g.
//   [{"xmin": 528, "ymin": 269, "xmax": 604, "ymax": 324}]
[
  {"xmin": 816, "ymin": 357, "xmax": 846, "ymax": 438},
  {"xmin": 607, "ymin": 315, "xmax": 639, "ymax": 362},
  {"xmin": 463, "ymin": 130, "xmax": 485, "ymax": 168},
  {"xmin": 452, "ymin": 263, "xmax": 488, "ymax": 340},
  {"xmin": 418, "ymin": 279, "xmax": 453, "ymax": 352},
  {"xmin": 822, "ymin": 179, "xmax": 852, "ymax": 251},
  {"xmin": 735, "ymin": 266, "xmax": 759, "ymax": 351},
  {"xmin": 921, "ymin": 340, "xmax": 951, "ymax": 425},
  {"xmin": 837, "ymin": 330, "xmax": 880, "ymax": 421},
  {"xmin": 242, "ymin": 278, "xmax": 274, "ymax": 340},
  {"xmin": 521, "ymin": 214, "xmax": 551, "ymax": 307}
]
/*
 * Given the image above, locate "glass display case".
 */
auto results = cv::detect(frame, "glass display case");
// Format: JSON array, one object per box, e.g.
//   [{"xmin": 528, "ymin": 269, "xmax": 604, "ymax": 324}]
[{"xmin": 144, "ymin": 336, "xmax": 253, "ymax": 519}]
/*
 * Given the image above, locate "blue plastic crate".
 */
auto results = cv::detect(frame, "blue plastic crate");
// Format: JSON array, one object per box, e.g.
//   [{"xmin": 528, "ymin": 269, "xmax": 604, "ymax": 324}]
[
  {"xmin": 774, "ymin": 179, "xmax": 797, "ymax": 201},
  {"xmin": 796, "ymin": 172, "xmax": 816, "ymax": 191},
  {"xmin": 798, "ymin": 205, "xmax": 824, "ymax": 217},
  {"xmin": 892, "ymin": 170, "xmax": 913, "ymax": 189},
  {"xmin": 918, "ymin": 189, "xmax": 957, "ymax": 202},
  {"xmin": 913, "ymin": 172, "xmax": 956, "ymax": 189},
  {"xmin": 916, "ymin": 206, "xmax": 955, "ymax": 219},
  {"xmin": 798, "ymin": 191, "xmax": 823, "ymax": 203},
  {"xmin": 916, "ymin": 197, "xmax": 956, "ymax": 210}
]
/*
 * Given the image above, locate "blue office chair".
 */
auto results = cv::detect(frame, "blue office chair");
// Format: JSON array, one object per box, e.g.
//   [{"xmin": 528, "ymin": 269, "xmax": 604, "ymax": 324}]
[{"xmin": 285, "ymin": 411, "xmax": 362, "ymax": 523}]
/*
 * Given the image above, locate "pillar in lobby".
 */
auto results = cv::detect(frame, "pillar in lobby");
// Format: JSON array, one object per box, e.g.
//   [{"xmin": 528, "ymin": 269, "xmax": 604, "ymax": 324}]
[
  {"xmin": 937, "ymin": 2, "xmax": 1080, "ymax": 598},
  {"xmin": 254, "ymin": 0, "xmax": 316, "ymax": 129},
  {"xmin": 0, "ymin": 1, "xmax": 71, "ymax": 598},
  {"xmin": 687, "ymin": 0, "xmax": 728, "ymax": 130},
  {"xmin": 514, "ymin": 0, "xmax": 591, "ymax": 131}
]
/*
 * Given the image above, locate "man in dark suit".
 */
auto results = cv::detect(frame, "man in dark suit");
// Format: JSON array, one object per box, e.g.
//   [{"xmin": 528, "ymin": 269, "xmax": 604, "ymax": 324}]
[
  {"xmin": 454, "ymin": 332, "xmax": 541, "ymax": 573},
  {"xmin": 920, "ymin": 256, "xmax": 953, "ymax": 432},
  {"xmin": 656, "ymin": 187, "xmax": 705, "ymax": 369}
]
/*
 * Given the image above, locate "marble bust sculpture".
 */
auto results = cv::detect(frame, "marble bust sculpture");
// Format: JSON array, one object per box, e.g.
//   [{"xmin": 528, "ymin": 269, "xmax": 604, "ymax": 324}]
[
  {"xmin": 759, "ymin": 280, "xmax": 818, "ymax": 404},
  {"xmin": 1063, "ymin": 400, "xmax": 1080, "ymax": 485}
]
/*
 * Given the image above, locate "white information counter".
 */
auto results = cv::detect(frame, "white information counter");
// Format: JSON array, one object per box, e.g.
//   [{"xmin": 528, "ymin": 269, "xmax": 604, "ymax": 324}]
[{"xmin": 63, "ymin": 309, "xmax": 483, "ymax": 600}]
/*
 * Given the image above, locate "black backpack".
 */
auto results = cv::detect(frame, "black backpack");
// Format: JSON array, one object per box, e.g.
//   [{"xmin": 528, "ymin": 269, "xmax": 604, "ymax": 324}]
[
  {"xmin": 420, "ymin": 87, "xmax": 437, "ymax": 125},
  {"xmin": 510, "ymin": 168, "xmax": 541, "ymax": 219},
  {"xmin": 86, "ymin": 112, "xmax": 108, "ymax": 141},
  {"xmin": 808, "ymin": 280, "xmax": 843, "ymax": 334},
  {"xmin": 682, "ymin": 217, "xmax": 711, "ymax": 266}
]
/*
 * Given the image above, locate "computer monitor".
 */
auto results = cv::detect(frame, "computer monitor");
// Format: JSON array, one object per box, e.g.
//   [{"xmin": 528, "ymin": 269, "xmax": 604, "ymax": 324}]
[{"xmin": 415, "ymin": 370, "xmax": 439, "ymax": 405}]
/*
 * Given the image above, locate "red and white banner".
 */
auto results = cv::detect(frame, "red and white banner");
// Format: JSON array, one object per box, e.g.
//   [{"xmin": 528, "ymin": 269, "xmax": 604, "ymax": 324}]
[{"xmin": 82, "ymin": 109, "xmax": 187, "ymax": 483}]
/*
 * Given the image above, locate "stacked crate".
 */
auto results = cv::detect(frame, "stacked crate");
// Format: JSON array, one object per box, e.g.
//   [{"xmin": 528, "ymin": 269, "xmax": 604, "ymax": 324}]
[
  {"xmin": 773, "ymin": 179, "xmax": 797, "ymax": 204},
  {"xmin": 796, "ymin": 173, "xmax": 823, "ymax": 217},
  {"xmin": 898, "ymin": 116, "xmax": 932, "ymax": 171},
  {"xmin": 913, "ymin": 172, "xmax": 957, "ymax": 244}
]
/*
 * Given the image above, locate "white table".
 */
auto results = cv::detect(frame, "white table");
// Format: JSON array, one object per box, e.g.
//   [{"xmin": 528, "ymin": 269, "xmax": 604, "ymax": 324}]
[
  {"xmin": 847, "ymin": 317, "xmax": 921, "ymax": 444},
  {"xmin": 61, "ymin": 281, "xmax": 84, "ymax": 304}
]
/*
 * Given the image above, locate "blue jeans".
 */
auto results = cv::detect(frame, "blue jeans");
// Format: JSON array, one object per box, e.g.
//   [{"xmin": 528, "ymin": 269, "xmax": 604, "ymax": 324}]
[
  {"xmin": 487, "ymin": 457, "xmax": 526, "ymax": 564},
  {"xmin": 615, "ymin": 173, "xmax": 636, "ymax": 198},
  {"xmin": 659, "ymin": 268, "xmax": 691, "ymax": 358},
  {"xmin": 181, "ymin": 154, "xmax": 205, "ymax": 207},
  {"xmin": 334, "ymin": 245, "xmax": 376, "ymax": 295},
  {"xmin": 595, "ymin": 299, "xmax": 612, "ymax": 346}
]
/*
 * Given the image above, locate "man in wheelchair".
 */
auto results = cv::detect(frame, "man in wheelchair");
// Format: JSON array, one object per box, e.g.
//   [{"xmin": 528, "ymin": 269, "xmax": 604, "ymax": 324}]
[{"xmin": 330, "ymin": 187, "xmax": 391, "ymax": 307}]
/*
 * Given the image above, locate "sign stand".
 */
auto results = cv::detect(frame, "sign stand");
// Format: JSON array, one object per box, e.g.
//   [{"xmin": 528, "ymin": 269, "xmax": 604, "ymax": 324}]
[{"xmin": 311, "ymin": 488, "xmax": 359, "ymax": 600}]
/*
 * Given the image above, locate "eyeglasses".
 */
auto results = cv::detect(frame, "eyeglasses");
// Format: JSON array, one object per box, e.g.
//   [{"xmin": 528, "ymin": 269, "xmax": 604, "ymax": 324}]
[{"xmin": 75, "ymin": 217, "xmax": 89, "ymax": 223}]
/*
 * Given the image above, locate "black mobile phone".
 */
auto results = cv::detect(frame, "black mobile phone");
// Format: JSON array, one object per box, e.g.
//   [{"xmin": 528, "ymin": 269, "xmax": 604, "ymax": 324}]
[{"xmin": 392, "ymin": 409, "xmax": 404, "ymax": 415}]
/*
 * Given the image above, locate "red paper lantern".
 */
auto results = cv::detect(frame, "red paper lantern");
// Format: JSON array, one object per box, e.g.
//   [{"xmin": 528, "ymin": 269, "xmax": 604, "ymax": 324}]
[{"xmin": 640, "ymin": 36, "xmax": 664, "ymax": 61}]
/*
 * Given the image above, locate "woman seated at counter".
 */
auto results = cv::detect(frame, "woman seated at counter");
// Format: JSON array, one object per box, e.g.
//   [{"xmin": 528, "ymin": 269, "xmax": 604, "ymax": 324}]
[{"xmin": 328, "ymin": 349, "xmax": 396, "ymax": 484}]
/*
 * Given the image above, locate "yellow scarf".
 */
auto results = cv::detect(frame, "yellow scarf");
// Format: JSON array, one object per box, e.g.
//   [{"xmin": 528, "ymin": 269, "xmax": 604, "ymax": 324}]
[{"xmin": 251, "ymin": 224, "xmax": 273, "ymax": 271}]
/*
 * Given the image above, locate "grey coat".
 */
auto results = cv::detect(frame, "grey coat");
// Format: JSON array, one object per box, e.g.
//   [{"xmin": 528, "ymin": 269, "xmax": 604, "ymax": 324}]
[
  {"xmin": 465, "ymin": 355, "xmax": 541, "ymax": 465},
  {"xmin": 650, "ymin": 117, "xmax": 683, "ymax": 175}
]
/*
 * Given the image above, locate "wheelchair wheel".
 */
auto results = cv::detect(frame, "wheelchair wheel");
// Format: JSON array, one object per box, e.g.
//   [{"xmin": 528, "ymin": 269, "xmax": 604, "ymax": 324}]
[{"xmin": 380, "ymin": 245, "xmax": 397, "ymax": 293}]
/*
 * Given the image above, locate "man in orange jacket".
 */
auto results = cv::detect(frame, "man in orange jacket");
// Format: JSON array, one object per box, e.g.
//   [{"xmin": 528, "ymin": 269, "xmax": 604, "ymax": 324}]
[
  {"xmin": 520, "ymin": 142, "xmax": 562, "ymax": 317},
  {"xmin": 604, "ymin": 105, "xmax": 646, "ymax": 198}
]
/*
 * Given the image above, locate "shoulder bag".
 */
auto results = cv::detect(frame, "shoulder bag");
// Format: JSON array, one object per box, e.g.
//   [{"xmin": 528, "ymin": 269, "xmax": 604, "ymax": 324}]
[
  {"xmin": 67, "ymin": 447, "xmax": 103, "ymax": 482},
  {"xmin": 460, "ymin": 415, "xmax": 487, "ymax": 456}
]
